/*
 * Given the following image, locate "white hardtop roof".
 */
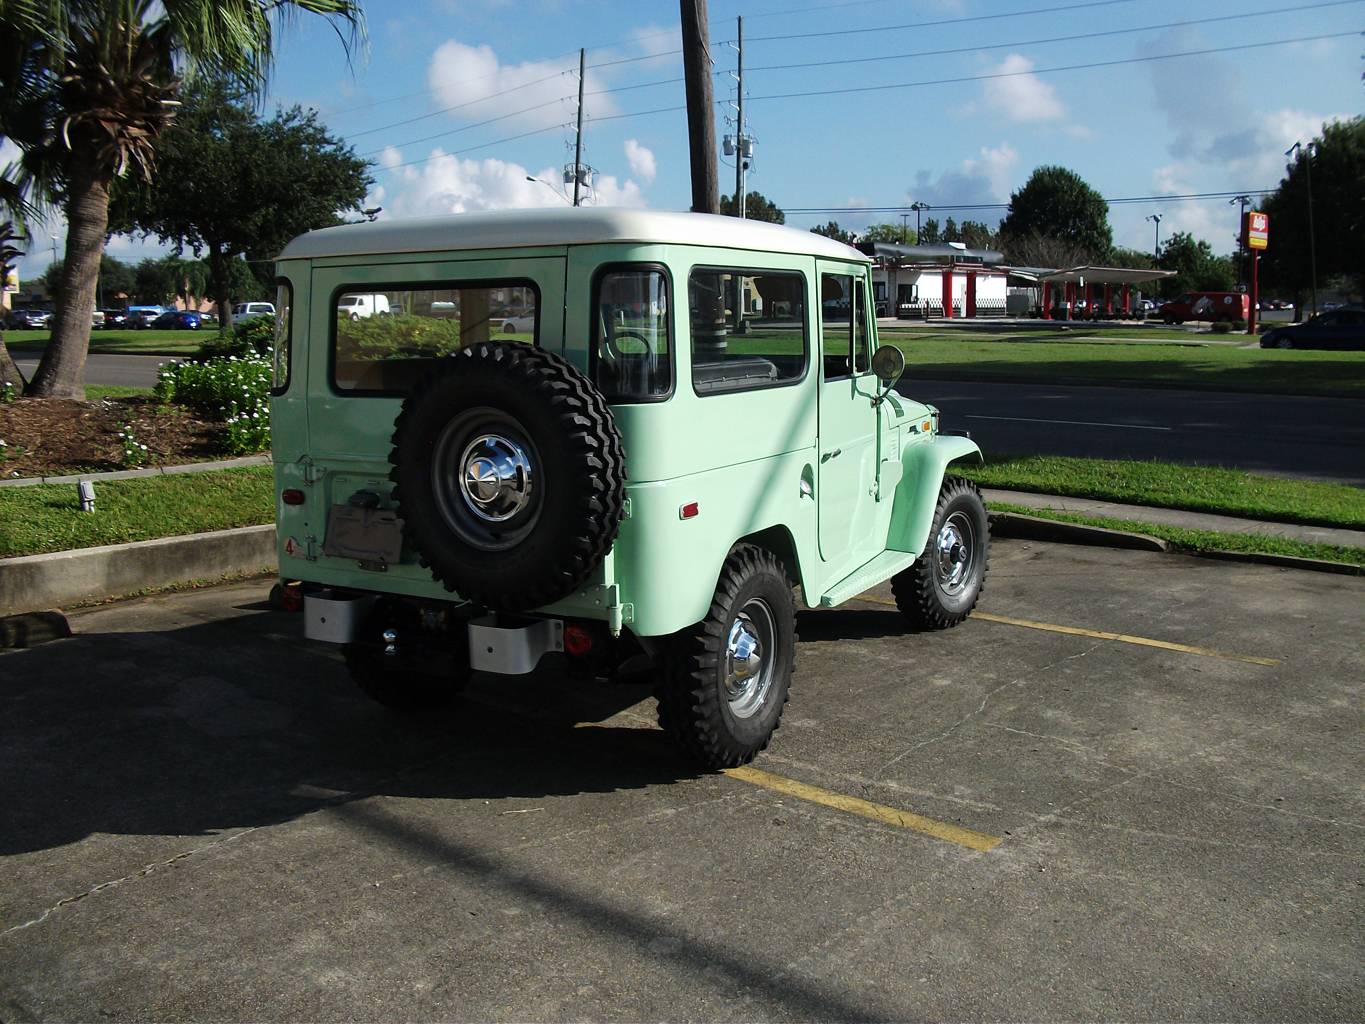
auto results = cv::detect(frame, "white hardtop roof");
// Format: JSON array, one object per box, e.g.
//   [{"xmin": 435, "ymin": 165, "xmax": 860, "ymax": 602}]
[{"xmin": 278, "ymin": 207, "xmax": 869, "ymax": 263}]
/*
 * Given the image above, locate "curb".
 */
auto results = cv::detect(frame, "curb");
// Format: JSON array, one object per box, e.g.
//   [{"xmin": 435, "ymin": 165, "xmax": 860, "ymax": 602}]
[
  {"xmin": 0, "ymin": 455, "xmax": 271, "ymax": 488},
  {"xmin": 988, "ymin": 511, "xmax": 1170, "ymax": 552},
  {"xmin": 0, "ymin": 525, "xmax": 276, "ymax": 617},
  {"xmin": 1195, "ymin": 548, "xmax": 1363, "ymax": 577}
]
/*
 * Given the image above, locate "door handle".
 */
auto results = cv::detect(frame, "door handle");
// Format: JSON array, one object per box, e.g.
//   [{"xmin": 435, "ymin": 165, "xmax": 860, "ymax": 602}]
[{"xmin": 821, "ymin": 448, "xmax": 842, "ymax": 463}]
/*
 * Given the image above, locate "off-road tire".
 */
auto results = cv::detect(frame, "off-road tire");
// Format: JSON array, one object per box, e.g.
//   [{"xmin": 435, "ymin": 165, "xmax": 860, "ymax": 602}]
[
  {"xmin": 891, "ymin": 475, "xmax": 990, "ymax": 630},
  {"xmin": 344, "ymin": 598, "xmax": 470, "ymax": 712},
  {"xmin": 389, "ymin": 341, "xmax": 626, "ymax": 611},
  {"xmin": 655, "ymin": 545, "xmax": 796, "ymax": 769}
]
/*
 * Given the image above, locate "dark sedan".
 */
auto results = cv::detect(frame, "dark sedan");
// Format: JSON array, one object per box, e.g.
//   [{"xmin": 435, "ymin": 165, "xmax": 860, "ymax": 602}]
[
  {"xmin": 150, "ymin": 309, "xmax": 209, "ymax": 330},
  {"xmin": 102, "ymin": 308, "xmax": 132, "ymax": 328},
  {"xmin": 1259, "ymin": 308, "xmax": 1365, "ymax": 350}
]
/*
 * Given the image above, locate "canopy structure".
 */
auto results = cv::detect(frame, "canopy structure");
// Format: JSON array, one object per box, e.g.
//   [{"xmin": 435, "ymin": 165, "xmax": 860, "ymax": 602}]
[
  {"xmin": 858, "ymin": 241, "xmax": 1004, "ymax": 266},
  {"xmin": 1036, "ymin": 266, "xmax": 1175, "ymax": 319}
]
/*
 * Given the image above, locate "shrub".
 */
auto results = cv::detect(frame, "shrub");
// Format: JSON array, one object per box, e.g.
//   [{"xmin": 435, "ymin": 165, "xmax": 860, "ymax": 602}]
[
  {"xmin": 116, "ymin": 423, "xmax": 149, "ymax": 467},
  {"xmin": 0, "ymin": 380, "xmax": 14, "ymax": 404},
  {"xmin": 197, "ymin": 314, "xmax": 275, "ymax": 360},
  {"xmin": 1210, "ymin": 321, "xmax": 1233, "ymax": 334},
  {"xmin": 340, "ymin": 312, "xmax": 464, "ymax": 359},
  {"xmin": 155, "ymin": 354, "xmax": 272, "ymax": 454}
]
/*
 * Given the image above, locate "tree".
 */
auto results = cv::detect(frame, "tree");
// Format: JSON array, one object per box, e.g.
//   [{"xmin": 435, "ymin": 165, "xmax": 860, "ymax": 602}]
[
  {"xmin": 918, "ymin": 218, "xmax": 941, "ymax": 245},
  {"xmin": 1, "ymin": 0, "xmax": 363, "ymax": 399},
  {"xmin": 1157, "ymin": 232, "xmax": 1235, "ymax": 297},
  {"xmin": 0, "ymin": 224, "xmax": 26, "ymax": 390},
  {"xmin": 810, "ymin": 221, "xmax": 857, "ymax": 244},
  {"xmin": 941, "ymin": 216, "xmax": 959, "ymax": 241},
  {"xmin": 116, "ymin": 76, "xmax": 371, "ymax": 325},
  {"xmin": 1002, "ymin": 231, "xmax": 1093, "ymax": 270},
  {"xmin": 1261, "ymin": 117, "xmax": 1364, "ymax": 306},
  {"xmin": 958, "ymin": 220, "xmax": 1000, "ymax": 251},
  {"xmin": 1000, "ymin": 165, "xmax": 1112, "ymax": 261},
  {"xmin": 132, "ymin": 255, "xmax": 207, "ymax": 305},
  {"xmin": 858, "ymin": 222, "xmax": 915, "ymax": 244},
  {"xmin": 719, "ymin": 190, "xmax": 784, "ymax": 223},
  {"xmin": 1107, "ymin": 246, "xmax": 1156, "ymax": 270},
  {"xmin": 40, "ymin": 254, "xmax": 134, "ymax": 305}
]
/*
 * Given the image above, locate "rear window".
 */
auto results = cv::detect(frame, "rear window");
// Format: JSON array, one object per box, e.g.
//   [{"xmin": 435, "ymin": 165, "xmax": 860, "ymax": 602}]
[{"xmin": 332, "ymin": 280, "xmax": 539, "ymax": 394}]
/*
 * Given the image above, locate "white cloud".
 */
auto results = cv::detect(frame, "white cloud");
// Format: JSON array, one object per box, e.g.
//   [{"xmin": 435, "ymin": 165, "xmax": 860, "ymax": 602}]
[
  {"xmin": 960, "ymin": 143, "xmax": 1019, "ymax": 202},
  {"xmin": 426, "ymin": 40, "xmax": 614, "ymax": 133},
  {"xmin": 982, "ymin": 54, "xmax": 1065, "ymax": 123},
  {"xmin": 623, "ymin": 139, "xmax": 656, "ymax": 183},
  {"xmin": 377, "ymin": 148, "xmax": 646, "ymax": 217},
  {"xmin": 900, "ymin": 143, "xmax": 1020, "ymax": 230},
  {"xmin": 0, "ymin": 137, "xmax": 19, "ymax": 169}
]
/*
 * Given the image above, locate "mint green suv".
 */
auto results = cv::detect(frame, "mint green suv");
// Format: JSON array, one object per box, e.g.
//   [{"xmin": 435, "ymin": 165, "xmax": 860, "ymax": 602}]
[{"xmin": 271, "ymin": 209, "xmax": 988, "ymax": 769}]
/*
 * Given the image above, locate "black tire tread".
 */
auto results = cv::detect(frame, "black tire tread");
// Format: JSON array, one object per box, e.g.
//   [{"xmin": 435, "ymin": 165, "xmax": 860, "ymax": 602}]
[
  {"xmin": 891, "ymin": 475, "xmax": 990, "ymax": 630},
  {"xmin": 655, "ymin": 544, "xmax": 795, "ymax": 769}
]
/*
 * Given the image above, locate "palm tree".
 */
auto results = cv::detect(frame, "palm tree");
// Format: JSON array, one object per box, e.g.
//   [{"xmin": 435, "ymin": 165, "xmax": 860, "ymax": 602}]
[{"xmin": 1, "ymin": 0, "xmax": 364, "ymax": 399}]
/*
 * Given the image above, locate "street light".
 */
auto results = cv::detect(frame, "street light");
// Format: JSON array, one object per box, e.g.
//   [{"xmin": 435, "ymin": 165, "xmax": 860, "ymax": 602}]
[
  {"xmin": 910, "ymin": 201, "xmax": 930, "ymax": 242},
  {"xmin": 1146, "ymin": 213, "xmax": 1162, "ymax": 259},
  {"xmin": 1229, "ymin": 194, "xmax": 1251, "ymax": 289},
  {"xmin": 526, "ymin": 175, "xmax": 572, "ymax": 205},
  {"xmin": 1285, "ymin": 141, "xmax": 1317, "ymax": 316}
]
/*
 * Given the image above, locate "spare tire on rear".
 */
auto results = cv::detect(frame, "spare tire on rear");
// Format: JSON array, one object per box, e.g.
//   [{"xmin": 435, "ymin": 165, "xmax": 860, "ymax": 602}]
[{"xmin": 389, "ymin": 341, "xmax": 626, "ymax": 611}]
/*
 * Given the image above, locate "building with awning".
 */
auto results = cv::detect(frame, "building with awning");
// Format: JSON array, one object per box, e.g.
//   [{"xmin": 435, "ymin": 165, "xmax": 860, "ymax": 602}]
[
  {"xmin": 1038, "ymin": 266, "xmax": 1175, "ymax": 319},
  {"xmin": 857, "ymin": 241, "xmax": 1008, "ymax": 319}
]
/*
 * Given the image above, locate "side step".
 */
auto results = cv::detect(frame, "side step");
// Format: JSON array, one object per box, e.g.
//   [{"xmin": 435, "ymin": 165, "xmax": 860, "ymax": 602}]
[{"xmin": 819, "ymin": 550, "xmax": 918, "ymax": 608}]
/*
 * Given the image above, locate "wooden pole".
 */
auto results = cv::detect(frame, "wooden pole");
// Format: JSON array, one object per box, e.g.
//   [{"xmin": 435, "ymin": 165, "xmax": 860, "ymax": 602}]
[
  {"xmin": 680, "ymin": 0, "xmax": 719, "ymax": 214},
  {"xmin": 573, "ymin": 48, "xmax": 585, "ymax": 207}
]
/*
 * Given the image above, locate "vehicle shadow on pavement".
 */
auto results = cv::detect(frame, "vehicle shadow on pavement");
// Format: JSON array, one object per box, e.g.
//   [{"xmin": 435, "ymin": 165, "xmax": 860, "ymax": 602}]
[
  {"xmin": 0, "ymin": 606, "xmax": 692, "ymax": 857},
  {"xmin": 796, "ymin": 607, "xmax": 916, "ymax": 643}
]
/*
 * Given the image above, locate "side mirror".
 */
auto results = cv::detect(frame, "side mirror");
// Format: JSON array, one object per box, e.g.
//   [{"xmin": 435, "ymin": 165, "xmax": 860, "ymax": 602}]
[{"xmin": 871, "ymin": 344, "xmax": 905, "ymax": 386}]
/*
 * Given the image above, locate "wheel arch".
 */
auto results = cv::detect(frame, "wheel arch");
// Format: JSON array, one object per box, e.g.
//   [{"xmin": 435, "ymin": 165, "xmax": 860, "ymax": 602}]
[
  {"xmin": 735, "ymin": 524, "xmax": 806, "ymax": 592},
  {"xmin": 886, "ymin": 436, "xmax": 983, "ymax": 556}
]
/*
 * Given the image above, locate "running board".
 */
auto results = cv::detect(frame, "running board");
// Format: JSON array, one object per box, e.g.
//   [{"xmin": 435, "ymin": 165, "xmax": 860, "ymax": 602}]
[{"xmin": 819, "ymin": 550, "xmax": 919, "ymax": 608}]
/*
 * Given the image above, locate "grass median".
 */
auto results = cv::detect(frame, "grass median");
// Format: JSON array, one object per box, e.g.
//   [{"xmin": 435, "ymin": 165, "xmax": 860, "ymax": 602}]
[
  {"xmin": 5, "ymin": 328, "xmax": 205, "ymax": 355},
  {"xmin": 959, "ymin": 455, "xmax": 1365, "ymax": 530},
  {"xmin": 988, "ymin": 502, "xmax": 1364, "ymax": 568},
  {"xmin": 887, "ymin": 334, "xmax": 1365, "ymax": 396},
  {"xmin": 0, "ymin": 465, "xmax": 273, "ymax": 558}
]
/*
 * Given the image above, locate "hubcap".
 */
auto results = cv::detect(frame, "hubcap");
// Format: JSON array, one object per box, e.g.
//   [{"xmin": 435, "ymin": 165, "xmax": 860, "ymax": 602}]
[
  {"xmin": 457, "ymin": 434, "xmax": 533, "ymax": 522},
  {"xmin": 935, "ymin": 511, "xmax": 975, "ymax": 594},
  {"xmin": 724, "ymin": 598, "xmax": 775, "ymax": 719}
]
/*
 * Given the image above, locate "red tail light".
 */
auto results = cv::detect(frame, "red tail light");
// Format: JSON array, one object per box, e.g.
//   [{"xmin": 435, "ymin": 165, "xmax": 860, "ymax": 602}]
[
  {"xmin": 282, "ymin": 488, "xmax": 306, "ymax": 505},
  {"xmin": 563, "ymin": 624, "xmax": 594, "ymax": 657}
]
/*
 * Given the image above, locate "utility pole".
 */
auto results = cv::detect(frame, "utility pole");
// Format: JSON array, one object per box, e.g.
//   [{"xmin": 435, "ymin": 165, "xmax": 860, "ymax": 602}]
[
  {"xmin": 910, "ymin": 201, "xmax": 929, "ymax": 242},
  {"xmin": 1286, "ymin": 141, "xmax": 1317, "ymax": 316},
  {"xmin": 572, "ymin": 48, "xmax": 586, "ymax": 207},
  {"xmin": 900, "ymin": 213, "xmax": 909, "ymax": 243},
  {"xmin": 680, "ymin": 0, "xmax": 719, "ymax": 214},
  {"xmin": 1230, "ymin": 194, "xmax": 1251, "ymax": 288},
  {"xmin": 1146, "ymin": 213, "xmax": 1162, "ymax": 259},
  {"xmin": 734, "ymin": 16, "xmax": 744, "ymax": 220}
]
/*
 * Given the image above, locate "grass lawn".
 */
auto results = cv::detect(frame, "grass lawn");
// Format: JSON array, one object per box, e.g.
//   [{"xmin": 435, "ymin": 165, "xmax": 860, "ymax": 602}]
[
  {"xmin": 86, "ymin": 384, "xmax": 155, "ymax": 401},
  {"xmin": 4, "ymin": 328, "xmax": 206, "ymax": 355},
  {"xmin": 960, "ymin": 455, "xmax": 1365, "ymax": 530},
  {"xmin": 886, "ymin": 334, "xmax": 1365, "ymax": 396},
  {"xmin": 989, "ymin": 502, "xmax": 1364, "ymax": 568},
  {"xmin": 0, "ymin": 465, "xmax": 273, "ymax": 558}
]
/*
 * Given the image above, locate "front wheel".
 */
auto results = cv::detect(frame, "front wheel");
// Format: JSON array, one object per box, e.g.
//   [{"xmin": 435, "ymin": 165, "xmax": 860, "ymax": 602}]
[
  {"xmin": 656, "ymin": 545, "xmax": 795, "ymax": 769},
  {"xmin": 892, "ymin": 476, "xmax": 990, "ymax": 630}
]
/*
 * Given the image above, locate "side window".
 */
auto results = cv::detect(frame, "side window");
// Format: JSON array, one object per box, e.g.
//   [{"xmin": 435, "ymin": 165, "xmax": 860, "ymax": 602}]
[
  {"xmin": 821, "ymin": 273, "xmax": 854, "ymax": 380},
  {"xmin": 271, "ymin": 280, "xmax": 292, "ymax": 394},
  {"xmin": 854, "ymin": 279, "xmax": 872, "ymax": 374},
  {"xmin": 594, "ymin": 266, "xmax": 671, "ymax": 402},
  {"xmin": 332, "ymin": 280, "xmax": 538, "ymax": 394},
  {"xmin": 688, "ymin": 268, "xmax": 806, "ymax": 395}
]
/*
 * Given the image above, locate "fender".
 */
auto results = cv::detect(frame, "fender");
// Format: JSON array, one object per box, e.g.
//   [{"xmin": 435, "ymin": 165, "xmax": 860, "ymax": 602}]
[{"xmin": 885, "ymin": 434, "xmax": 983, "ymax": 556}]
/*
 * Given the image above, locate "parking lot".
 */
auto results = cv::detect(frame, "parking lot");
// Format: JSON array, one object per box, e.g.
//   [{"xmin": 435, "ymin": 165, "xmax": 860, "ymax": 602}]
[{"xmin": 2, "ymin": 538, "xmax": 1361, "ymax": 1021}]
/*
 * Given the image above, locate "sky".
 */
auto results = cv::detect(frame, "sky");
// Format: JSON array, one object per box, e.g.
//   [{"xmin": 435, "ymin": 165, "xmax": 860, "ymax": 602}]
[{"xmin": 11, "ymin": 0, "xmax": 1363, "ymax": 280}]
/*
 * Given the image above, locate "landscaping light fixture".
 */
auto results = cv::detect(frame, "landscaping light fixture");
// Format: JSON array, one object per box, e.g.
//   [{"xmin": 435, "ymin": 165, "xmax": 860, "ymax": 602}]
[{"xmin": 78, "ymin": 479, "xmax": 95, "ymax": 513}]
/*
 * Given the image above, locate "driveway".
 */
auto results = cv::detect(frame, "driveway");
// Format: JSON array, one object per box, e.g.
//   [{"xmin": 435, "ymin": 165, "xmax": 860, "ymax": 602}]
[{"xmin": 2, "ymin": 539, "xmax": 1360, "ymax": 1020}]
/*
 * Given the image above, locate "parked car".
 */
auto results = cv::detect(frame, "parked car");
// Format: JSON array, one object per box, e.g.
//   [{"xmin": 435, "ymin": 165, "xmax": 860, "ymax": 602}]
[
  {"xmin": 335, "ymin": 293, "xmax": 389, "ymax": 319},
  {"xmin": 150, "ymin": 309, "xmax": 208, "ymax": 330},
  {"xmin": 275, "ymin": 208, "xmax": 990, "ymax": 770},
  {"xmin": 5, "ymin": 306, "xmax": 51, "ymax": 329},
  {"xmin": 102, "ymin": 308, "xmax": 131, "ymax": 328},
  {"xmin": 500, "ymin": 313, "xmax": 536, "ymax": 334},
  {"xmin": 1259, "ymin": 308, "xmax": 1365, "ymax": 350},
  {"xmin": 91, "ymin": 309, "xmax": 105, "ymax": 329},
  {"xmin": 126, "ymin": 305, "xmax": 165, "ymax": 328},
  {"xmin": 231, "ymin": 301, "xmax": 276, "ymax": 324}
]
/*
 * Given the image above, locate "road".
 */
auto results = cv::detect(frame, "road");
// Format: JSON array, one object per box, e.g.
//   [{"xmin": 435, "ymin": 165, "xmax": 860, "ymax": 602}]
[
  {"xmin": 905, "ymin": 378, "xmax": 1365, "ymax": 486},
  {"xmin": 23, "ymin": 354, "xmax": 1364, "ymax": 485},
  {"xmin": 2, "ymin": 542, "xmax": 1360, "ymax": 1019}
]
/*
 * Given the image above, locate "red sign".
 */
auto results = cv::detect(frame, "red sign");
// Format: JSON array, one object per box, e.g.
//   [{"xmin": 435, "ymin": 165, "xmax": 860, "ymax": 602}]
[{"xmin": 1244, "ymin": 211, "xmax": 1269, "ymax": 250}]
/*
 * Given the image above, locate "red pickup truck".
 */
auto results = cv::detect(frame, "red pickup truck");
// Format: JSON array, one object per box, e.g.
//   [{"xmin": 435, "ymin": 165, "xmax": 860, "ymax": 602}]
[{"xmin": 1158, "ymin": 292, "xmax": 1250, "ymax": 324}]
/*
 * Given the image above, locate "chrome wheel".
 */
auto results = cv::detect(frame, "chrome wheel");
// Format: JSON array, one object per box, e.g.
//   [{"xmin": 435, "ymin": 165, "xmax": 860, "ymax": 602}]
[
  {"xmin": 724, "ymin": 597, "xmax": 775, "ymax": 719},
  {"xmin": 935, "ymin": 511, "xmax": 976, "ymax": 596},
  {"xmin": 430, "ymin": 409, "xmax": 542, "ymax": 552},
  {"xmin": 458, "ymin": 433, "xmax": 533, "ymax": 523}
]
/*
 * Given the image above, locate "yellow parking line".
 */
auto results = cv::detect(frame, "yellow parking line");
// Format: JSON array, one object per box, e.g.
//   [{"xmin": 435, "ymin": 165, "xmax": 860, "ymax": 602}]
[
  {"xmin": 855, "ymin": 595, "xmax": 1279, "ymax": 667},
  {"xmin": 724, "ymin": 765, "xmax": 1002, "ymax": 852}
]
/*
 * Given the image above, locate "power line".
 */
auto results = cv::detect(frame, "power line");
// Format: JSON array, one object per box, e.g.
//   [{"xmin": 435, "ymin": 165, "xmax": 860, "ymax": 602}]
[
  {"xmin": 359, "ymin": 96, "xmax": 573, "ymax": 158},
  {"xmin": 744, "ymin": 31, "xmax": 1358, "ymax": 103},
  {"xmin": 736, "ymin": 0, "xmax": 1149, "ymax": 43},
  {"xmin": 745, "ymin": 0, "xmax": 1364, "ymax": 74},
  {"xmin": 383, "ymin": 123, "xmax": 571, "ymax": 171},
  {"xmin": 783, "ymin": 190, "xmax": 1277, "ymax": 215},
  {"xmin": 346, "ymin": 68, "xmax": 574, "ymax": 140}
]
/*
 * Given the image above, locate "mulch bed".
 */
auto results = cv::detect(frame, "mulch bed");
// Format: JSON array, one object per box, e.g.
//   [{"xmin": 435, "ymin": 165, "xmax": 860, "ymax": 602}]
[{"xmin": 0, "ymin": 397, "xmax": 226, "ymax": 478}]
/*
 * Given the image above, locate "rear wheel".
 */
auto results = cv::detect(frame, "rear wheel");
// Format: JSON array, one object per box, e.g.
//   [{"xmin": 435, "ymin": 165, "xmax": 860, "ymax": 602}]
[
  {"xmin": 656, "ymin": 545, "xmax": 795, "ymax": 769},
  {"xmin": 1276, "ymin": 337, "xmax": 1294, "ymax": 349},
  {"xmin": 892, "ymin": 476, "xmax": 990, "ymax": 630}
]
